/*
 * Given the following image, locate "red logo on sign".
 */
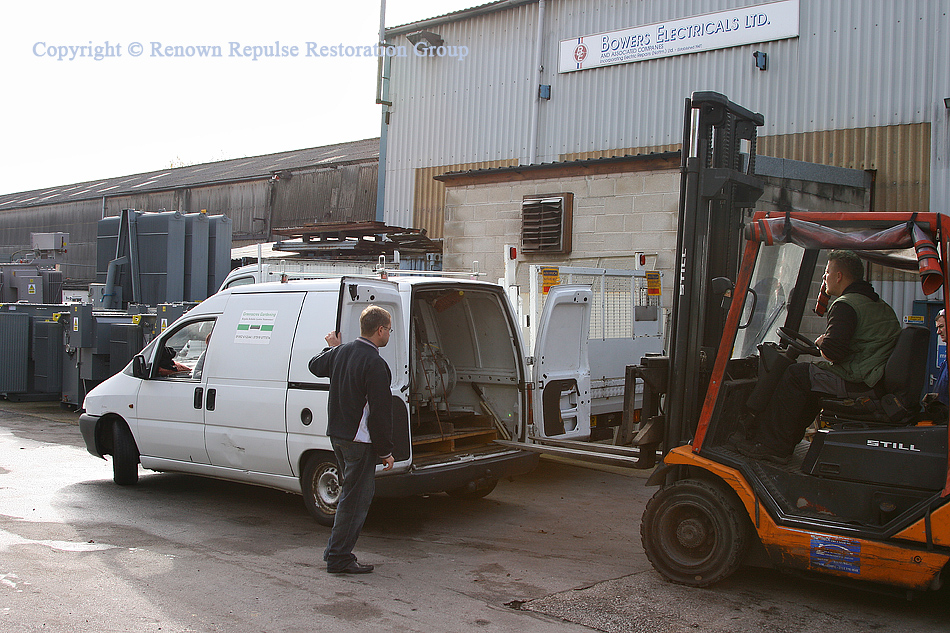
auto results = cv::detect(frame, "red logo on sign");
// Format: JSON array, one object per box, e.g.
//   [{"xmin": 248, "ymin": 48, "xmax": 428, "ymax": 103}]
[{"xmin": 573, "ymin": 43, "xmax": 588, "ymax": 63}]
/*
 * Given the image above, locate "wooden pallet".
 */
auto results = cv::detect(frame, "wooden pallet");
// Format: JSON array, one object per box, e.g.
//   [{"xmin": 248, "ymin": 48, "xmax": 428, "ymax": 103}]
[{"xmin": 412, "ymin": 428, "xmax": 498, "ymax": 454}]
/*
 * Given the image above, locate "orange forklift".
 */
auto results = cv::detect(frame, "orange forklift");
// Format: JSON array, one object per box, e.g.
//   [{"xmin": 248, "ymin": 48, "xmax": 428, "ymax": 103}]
[{"xmin": 637, "ymin": 92, "xmax": 950, "ymax": 594}]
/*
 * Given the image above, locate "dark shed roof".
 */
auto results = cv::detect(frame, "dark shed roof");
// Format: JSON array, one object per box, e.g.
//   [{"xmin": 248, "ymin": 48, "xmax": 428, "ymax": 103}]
[{"xmin": 0, "ymin": 137, "xmax": 380, "ymax": 211}]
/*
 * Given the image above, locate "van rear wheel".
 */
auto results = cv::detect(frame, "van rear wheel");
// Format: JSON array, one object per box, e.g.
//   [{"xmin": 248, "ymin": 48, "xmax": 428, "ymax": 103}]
[
  {"xmin": 302, "ymin": 454, "xmax": 340, "ymax": 527},
  {"xmin": 447, "ymin": 478, "xmax": 497, "ymax": 499},
  {"xmin": 112, "ymin": 420, "xmax": 139, "ymax": 486}
]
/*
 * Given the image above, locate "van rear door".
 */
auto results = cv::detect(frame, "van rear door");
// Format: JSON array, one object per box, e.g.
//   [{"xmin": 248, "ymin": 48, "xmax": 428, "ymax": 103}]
[
  {"xmin": 532, "ymin": 285, "xmax": 593, "ymax": 440},
  {"xmin": 336, "ymin": 278, "xmax": 411, "ymax": 473}
]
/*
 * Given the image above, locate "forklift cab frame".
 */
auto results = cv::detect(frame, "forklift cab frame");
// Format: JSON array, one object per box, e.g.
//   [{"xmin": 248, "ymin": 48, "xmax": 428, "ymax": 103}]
[{"xmin": 643, "ymin": 209, "xmax": 950, "ymax": 592}]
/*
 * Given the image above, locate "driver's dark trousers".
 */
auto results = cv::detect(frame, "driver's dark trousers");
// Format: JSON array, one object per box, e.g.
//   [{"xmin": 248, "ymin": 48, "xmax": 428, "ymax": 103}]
[{"xmin": 753, "ymin": 362, "xmax": 876, "ymax": 457}]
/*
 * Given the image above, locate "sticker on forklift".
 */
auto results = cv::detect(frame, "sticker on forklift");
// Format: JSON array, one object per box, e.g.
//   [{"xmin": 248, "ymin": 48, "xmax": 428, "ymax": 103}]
[
  {"xmin": 809, "ymin": 534, "xmax": 860, "ymax": 575},
  {"xmin": 160, "ymin": 318, "xmax": 168, "ymax": 332},
  {"xmin": 541, "ymin": 267, "xmax": 560, "ymax": 295},
  {"xmin": 646, "ymin": 271, "xmax": 661, "ymax": 296},
  {"xmin": 73, "ymin": 317, "xmax": 78, "ymax": 332},
  {"xmin": 234, "ymin": 310, "xmax": 277, "ymax": 344},
  {"xmin": 28, "ymin": 283, "xmax": 36, "ymax": 295}
]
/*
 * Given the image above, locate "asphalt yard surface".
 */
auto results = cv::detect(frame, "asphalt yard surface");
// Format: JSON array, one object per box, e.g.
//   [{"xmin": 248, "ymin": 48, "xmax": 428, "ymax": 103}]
[{"xmin": 0, "ymin": 400, "xmax": 948, "ymax": 632}]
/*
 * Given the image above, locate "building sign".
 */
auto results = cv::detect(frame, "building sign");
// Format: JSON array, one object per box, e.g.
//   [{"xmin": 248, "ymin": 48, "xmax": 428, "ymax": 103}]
[{"xmin": 558, "ymin": 0, "xmax": 799, "ymax": 73}]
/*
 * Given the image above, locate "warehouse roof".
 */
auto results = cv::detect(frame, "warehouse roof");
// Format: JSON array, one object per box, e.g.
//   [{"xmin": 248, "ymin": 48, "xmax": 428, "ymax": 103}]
[{"xmin": 0, "ymin": 137, "xmax": 380, "ymax": 211}]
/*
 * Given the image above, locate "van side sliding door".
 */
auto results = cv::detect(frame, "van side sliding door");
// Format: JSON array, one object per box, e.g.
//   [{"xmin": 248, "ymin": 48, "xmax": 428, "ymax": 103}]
[{"xmin": 203, "ymin": 291, "xmax": 306, "ymax": 476}]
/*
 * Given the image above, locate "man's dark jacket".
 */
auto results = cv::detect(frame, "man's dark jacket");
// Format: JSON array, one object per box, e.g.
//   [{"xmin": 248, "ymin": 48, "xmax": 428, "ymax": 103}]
[{"xmin": 309, "ymin": 338, "xmax": 394, "ymax": 458}]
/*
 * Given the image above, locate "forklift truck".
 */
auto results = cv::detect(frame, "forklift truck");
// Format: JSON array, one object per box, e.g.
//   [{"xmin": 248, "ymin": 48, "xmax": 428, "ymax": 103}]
[{"xmin": 636, "ymin": 92, "xmax": 950, "ymax": 593}]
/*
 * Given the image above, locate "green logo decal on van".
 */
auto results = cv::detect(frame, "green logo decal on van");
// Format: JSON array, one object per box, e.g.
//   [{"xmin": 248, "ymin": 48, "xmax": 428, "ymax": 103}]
[{"xmin": 234, "ymin": 310, "xmax": 278, "ymax": 344}]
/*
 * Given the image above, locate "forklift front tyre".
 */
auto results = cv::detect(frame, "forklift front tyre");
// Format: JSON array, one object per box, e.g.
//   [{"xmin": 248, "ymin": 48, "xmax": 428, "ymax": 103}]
[{"xmin": 641, "ymin": 478, "xmax": 750, "ymax": 587}]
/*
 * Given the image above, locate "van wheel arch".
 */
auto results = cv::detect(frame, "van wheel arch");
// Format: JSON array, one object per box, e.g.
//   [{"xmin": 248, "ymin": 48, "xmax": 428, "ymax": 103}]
[
  {"xmin": 94, "ymin": 413, "xmax": 127, "ymax": 457},
  {"xmin": 301, "ymin": 452, "xmax": 341, "ymax": 527}
]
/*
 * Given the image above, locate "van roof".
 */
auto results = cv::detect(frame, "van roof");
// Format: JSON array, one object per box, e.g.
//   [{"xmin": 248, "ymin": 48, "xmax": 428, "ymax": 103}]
[{"xmin": 224, "ymin": 274, "xmax": 500, "ymax": 294}]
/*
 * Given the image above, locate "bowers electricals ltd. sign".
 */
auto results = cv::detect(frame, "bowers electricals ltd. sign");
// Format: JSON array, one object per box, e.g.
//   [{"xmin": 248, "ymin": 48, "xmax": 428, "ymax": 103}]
[{"xmin": 558, "ymin": 0, "xmax": 799, "ymax": 73}]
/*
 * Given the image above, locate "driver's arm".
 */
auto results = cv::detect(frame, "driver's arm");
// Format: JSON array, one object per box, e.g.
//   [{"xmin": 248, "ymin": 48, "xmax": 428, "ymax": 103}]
[{"xmin": 817, "ymin": 302, "xmax": 857, "ymax": 363}]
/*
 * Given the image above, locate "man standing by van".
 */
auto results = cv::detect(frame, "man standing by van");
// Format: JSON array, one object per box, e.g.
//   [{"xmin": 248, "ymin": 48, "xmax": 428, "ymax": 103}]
[{"xmin": 309, "ymin": 305, "xmax": 395, "ymax": 574}]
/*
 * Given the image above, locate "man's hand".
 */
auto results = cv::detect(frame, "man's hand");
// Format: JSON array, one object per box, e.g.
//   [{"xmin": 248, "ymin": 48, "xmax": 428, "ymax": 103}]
[
  {"xmin": 325, "ymin": 331, "xmax": 341, "ymax": 347},
  {"xmin": 381, "ymin": 455, "xmax": 395, "ymax": 471}
]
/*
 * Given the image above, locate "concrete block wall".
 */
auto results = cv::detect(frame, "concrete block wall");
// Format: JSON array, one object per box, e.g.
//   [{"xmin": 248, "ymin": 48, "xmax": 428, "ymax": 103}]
[
  {"xmin": 443, "ymin": 168, "xmax": 681, "ymax": 308},
  {"xmin": 442, "ymin": 158, "xmax": 871, "ymax": 339}
]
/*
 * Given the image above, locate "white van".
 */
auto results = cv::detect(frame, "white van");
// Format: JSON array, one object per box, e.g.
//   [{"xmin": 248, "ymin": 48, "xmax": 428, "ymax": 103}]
[{"xmin": 79, "ymin": 275, "xmax": 590, "ymax": 525}]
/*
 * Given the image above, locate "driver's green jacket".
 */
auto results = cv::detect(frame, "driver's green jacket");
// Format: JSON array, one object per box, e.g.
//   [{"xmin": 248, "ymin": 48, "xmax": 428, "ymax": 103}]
[{"xmin": 819, "ymin": 292, "xmax": 900, "ymax": 387}]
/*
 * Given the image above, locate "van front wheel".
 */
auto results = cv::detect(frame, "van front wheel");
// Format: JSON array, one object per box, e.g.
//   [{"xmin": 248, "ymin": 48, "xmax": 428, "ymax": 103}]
[
  {"xmin": 302, "ymin": 454, "xmax": 340, "ymax": 527},
  {"xmin": 112, "ymin": 420, "xmax": 139, "ymax": 486}
]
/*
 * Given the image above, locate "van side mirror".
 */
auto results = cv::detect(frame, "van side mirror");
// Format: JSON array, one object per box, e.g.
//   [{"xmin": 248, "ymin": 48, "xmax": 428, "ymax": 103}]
[{"xmin": 132, "ymin": 355, "xmax": 148, "ymax": 378}]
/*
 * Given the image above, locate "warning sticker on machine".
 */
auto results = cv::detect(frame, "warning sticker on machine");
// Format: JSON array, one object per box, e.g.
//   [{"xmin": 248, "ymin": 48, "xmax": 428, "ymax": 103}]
[
  {"xmin": 810, "ymin": 534, "xmax": 860, "ymax": 575},
  {"xmin": 234, "ymin": 310, "xmax": 277, "ymax": 344}
]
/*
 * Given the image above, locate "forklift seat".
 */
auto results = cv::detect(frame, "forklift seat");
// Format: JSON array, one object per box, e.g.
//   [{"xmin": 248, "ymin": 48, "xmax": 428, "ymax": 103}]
[{"xmin": 819, "ymin": 325, "xmax": 930, "ymax": 426}]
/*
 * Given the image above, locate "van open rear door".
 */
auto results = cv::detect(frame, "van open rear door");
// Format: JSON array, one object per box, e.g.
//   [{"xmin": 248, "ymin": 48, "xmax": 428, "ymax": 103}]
[
  {"xmin": 531, "ymin": 285, "xmax": 593, "ymax": 440},
  {"xmin": 336, "ymin": 277, "xmax": 412, "ymax": 474}
]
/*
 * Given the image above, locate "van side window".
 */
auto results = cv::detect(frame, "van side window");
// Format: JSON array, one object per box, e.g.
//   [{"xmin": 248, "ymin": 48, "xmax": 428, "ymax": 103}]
[
  {"xmin": 156, "ymin": 319, "xmax": 216, "ymax": 379},
  {"xmin": 222, "ymin": 275, "xmax": 255, "ymax": 290}
]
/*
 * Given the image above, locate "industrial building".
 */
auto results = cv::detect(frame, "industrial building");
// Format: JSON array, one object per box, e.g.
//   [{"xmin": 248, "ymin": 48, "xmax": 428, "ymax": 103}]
[
  {"xmin": 0, "ymin": 138, "xmax": 380, "ymax": 285},
  {"xmin": 379, "ymin": 0, "xmax": 950, "ymax": 317}
]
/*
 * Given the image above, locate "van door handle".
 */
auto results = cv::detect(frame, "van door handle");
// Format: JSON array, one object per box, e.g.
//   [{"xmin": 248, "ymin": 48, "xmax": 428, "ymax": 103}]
[
  {"xmin": 206, "ymin": 388, "xmax": 216, "ymax": 411},
  {"xmin": 194, "ymin": 387, "xmax": 203, "ymax": 409}
]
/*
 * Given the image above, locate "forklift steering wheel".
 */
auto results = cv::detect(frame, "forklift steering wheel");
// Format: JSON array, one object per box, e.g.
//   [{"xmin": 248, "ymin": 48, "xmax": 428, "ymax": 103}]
[{"xmin": 777, "ymin": 327, "xmax": 822, "ymax": 357}]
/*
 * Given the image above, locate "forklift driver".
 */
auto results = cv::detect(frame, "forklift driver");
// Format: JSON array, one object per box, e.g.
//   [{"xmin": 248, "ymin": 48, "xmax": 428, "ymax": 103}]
[{"xmin": 737, "ymin": 250, "xmax": 901, "ymax": 464}]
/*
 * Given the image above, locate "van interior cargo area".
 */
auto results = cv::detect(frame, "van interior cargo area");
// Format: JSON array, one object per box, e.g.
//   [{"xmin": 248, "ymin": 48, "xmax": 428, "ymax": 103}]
[{"xmin": 409, "ymin": 287, "xmax": 521, "ymax": 462}]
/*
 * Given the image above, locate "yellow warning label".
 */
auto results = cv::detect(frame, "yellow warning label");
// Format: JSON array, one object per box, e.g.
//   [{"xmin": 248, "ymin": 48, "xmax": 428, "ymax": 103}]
[
  {"xmin": 541, "ymin": 267, "xmax": 560, "ymax": 295},
  {"xmin": 646, "ymin": 271, "xmax": 661, "ymax": 296}
]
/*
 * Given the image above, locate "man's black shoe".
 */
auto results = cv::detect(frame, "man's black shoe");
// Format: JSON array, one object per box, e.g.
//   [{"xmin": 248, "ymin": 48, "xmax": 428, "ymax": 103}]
[
  {"xmin": 735, "ymin": 440, "xmax": 791, "ymax": 465},
  {"xmin": 327, "ymin": 560, "xmax": 374, "ymax": 574}
]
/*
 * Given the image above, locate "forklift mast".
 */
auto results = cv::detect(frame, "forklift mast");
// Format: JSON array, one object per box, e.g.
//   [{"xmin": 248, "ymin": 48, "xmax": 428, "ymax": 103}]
[{"xmin": 666, "ymin": 92, "xmax": 766, "ymax": 452}]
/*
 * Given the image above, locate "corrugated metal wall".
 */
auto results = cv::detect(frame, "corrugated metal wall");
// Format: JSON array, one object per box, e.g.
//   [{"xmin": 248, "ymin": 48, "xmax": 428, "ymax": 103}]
[
  {"xmin": 272, "ymin": 162, "xmax": 378, "ymax": 228},
  {"xmin": 414, "ymin": 159, "xmax": 519, "ymax": 238},
  {"xmin": 0, "ymin": 199, "xmax": 102, "ymax": 283},
  {"xmin": 0, "ymin": 166, "xmax": 379, "ymax": 285},
  {"xmin": 187, "ymin": 182, "xmax": 271, "ymax": 238},
  {"xmin": 386, "ymin": 2, "xmax": 539, "ymax": 229},
  {"xmin": 385, "ymin": 0, "xmax": 950, "ymax": 230},
  {"xmin": 931, "ymin": 5, "xmax": 950, "ymax": 214},
  {"xmin": 758, "ymin": 123, "xmax": 931, "ymax": 212}
]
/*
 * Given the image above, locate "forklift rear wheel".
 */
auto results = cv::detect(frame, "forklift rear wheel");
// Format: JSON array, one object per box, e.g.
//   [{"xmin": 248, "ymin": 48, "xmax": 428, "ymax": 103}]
[
  {"xmin": 112, "ymin": 420, "xmax": 140, "ymax": 486},
  {"xmin": 641, "ymin": 478, "xmax": 750, "ymax": 587},
  {"xmin": 301, "ymin": 453, "xmax": 340, "ymax": 527}
]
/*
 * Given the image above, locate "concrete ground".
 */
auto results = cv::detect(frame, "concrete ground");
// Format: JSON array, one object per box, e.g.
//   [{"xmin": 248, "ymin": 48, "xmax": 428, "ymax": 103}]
[{"xmin": 1, "ymin": 400, "xmax": 948, "ymax": 632}]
